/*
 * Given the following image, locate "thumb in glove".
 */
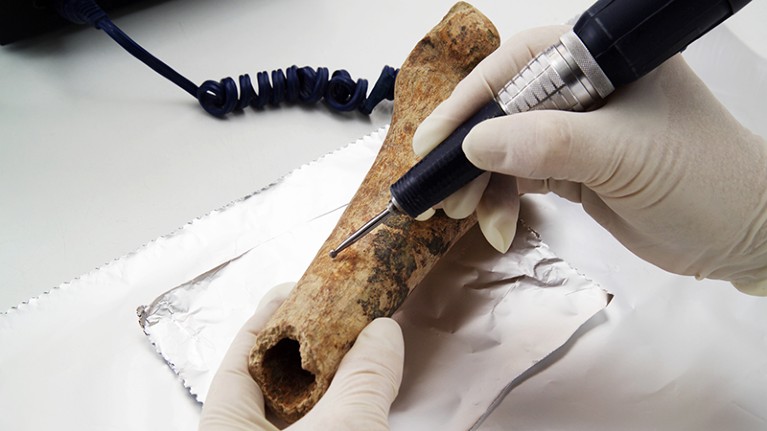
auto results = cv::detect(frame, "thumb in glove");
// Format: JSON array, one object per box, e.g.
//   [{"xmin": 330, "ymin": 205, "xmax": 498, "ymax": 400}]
[
  {"xmin": 290, "ymin": 317, "xmax": 404, "ymax": 431},
  {"xmin": 199, "ymin": 282, "xmax": 405, "ymax": 431}
]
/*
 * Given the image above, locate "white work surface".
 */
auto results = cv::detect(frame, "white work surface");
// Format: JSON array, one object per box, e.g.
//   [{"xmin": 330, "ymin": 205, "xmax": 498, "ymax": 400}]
[{"xmin": 2, "ymin": 0, "xmax": 767, "ymax": 430}]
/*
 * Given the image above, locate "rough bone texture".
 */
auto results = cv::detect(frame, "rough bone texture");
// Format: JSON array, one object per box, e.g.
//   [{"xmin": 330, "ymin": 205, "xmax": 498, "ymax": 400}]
[{"xmin": 248, "ymin": 2, "xmax": 500, "ymax": 423}]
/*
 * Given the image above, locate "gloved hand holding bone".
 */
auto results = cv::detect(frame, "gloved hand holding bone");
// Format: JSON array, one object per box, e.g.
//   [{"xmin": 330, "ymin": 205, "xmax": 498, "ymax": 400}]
[{"xmin": 198, "ymin": 283, "xmax": 404, "ymax": 431}]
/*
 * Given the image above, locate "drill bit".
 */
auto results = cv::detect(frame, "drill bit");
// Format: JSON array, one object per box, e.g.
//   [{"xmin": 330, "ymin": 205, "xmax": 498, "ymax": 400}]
[{"xmin": 329, "ymin": 200, "xmax": 400, "ymax": 258}]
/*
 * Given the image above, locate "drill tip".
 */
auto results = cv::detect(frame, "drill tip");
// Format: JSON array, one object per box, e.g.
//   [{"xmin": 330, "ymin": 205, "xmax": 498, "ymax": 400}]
[{"xmin": 329, "ymin": 201, "xmax": 398, "ymax": 259}]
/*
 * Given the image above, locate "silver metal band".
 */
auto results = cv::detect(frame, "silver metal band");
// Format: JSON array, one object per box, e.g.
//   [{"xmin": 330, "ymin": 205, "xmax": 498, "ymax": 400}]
[
  {"xmin": 559, "ymin": 30, "xmax": 614, "ymax": 98},
  {"xmin": 494, "ymin": 30, "xmax": 614, "ymax": 115}
]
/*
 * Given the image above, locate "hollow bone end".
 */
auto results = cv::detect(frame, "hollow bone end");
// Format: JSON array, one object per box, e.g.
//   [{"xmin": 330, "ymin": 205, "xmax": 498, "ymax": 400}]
[{"xmin": 249, "ymin": 335, "xmax": 325, "ymax": 423}]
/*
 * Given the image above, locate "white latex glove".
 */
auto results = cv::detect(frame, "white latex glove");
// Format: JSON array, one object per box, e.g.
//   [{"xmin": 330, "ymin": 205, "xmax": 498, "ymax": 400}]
[
  {"xmin": 198, "ymin": 283, "xmax": 405, "ymax": 430},
  {"xmin": 411, "ymin": 26, "xmax": 571, "ymax": 252},
  {"xmin": 413, "ymin": 25, "xmax": 767, "ymax": 295}
]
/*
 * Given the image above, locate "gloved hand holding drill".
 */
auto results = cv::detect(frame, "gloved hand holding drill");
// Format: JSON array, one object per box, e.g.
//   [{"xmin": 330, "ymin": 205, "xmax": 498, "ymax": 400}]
[{"xmin": 413, "ymin": 25, "xmax": 767, "ymax": 296}]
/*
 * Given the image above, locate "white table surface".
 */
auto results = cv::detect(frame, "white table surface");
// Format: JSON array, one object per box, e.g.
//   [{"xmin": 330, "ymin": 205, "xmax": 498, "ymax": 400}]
[{"xmin": 2, "ymin": 2, "xmax": 767, "ymax": 430}]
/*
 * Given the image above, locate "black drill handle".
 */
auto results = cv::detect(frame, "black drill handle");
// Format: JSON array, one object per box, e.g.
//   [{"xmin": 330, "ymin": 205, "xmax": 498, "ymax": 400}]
[
  {"xmin": 390, "ymin": 102, "xmax": 504, "ymax": 217},
  {"xmin": 575, "ymin": 0, "xmax": 751, "ymax": 88}
]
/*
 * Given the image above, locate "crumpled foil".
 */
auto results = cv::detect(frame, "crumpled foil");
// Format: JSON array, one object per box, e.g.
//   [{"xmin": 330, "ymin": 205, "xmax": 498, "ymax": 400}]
[{"xmin": 138, "ymin": 128, "xmax": 611, "ymax": 430}]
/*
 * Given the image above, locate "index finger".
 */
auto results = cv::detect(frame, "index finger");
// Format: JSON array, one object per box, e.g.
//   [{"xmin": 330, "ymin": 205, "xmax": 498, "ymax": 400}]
[{"xmin": 413, "ymin": 25, "xmax": 570, "ymax": 157}]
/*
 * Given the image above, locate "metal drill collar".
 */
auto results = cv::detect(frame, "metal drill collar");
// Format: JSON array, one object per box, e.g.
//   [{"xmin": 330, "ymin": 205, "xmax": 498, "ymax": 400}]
[{"xmin": 495, "ymin": 30, "xmax": 615, "ymax": 115}]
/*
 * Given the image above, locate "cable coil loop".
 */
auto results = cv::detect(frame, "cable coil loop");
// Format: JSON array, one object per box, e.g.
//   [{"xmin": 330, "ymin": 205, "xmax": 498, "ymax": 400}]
[
  {"xmin": 198, "ymin": 65, "xmax": 398, "ymax": 117},
  {"xmin": 54, "ymin": 0, "xmax": 398, "ymax": 119}
]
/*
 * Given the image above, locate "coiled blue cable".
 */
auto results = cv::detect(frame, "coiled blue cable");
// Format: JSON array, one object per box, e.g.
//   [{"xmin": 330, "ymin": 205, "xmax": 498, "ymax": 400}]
[
  {"xmin": 197, "ymin": 65, "xmax": 397, "ymax": 117},
  {"xmin": 53, "ymin": 0, "xmax": 398, "ymax": 118}
]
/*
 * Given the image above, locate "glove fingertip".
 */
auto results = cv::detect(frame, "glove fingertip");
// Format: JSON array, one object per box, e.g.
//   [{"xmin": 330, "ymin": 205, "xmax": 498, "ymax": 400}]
[
  {"xmin": 476, "ymin": 180, "xmax": 519, "ymax": 254},
  {"xmin": 482, "ymin": 220, "xmax": 515, "ymax": 253},
  {"xmin": 415, "ymin": 208, "xmax": 436, "ymax": 221},
  {"xmin": 443, "ymin": 200, "xmax": 476, "ymax": 219},
  {"xmin": 443, "ymin": 172, "xmax": 491, "ymax": 219},
  {"xmin": 358, "ymin": 317, "xmax": 404, "ymax": 357},
  {"xmin": 412, "ymin": 115, "xmax": 451, "ymax": 157}
]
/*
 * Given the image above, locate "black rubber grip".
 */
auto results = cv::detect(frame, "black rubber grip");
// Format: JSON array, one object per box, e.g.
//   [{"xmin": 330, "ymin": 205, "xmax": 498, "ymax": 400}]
[
  {"xmin": 575, "ymin": 0, "xmax": 751, "ymax": 88},
  {"xmin": 390, "ymin": 101, "xmax": 505, "ymax": 217}
]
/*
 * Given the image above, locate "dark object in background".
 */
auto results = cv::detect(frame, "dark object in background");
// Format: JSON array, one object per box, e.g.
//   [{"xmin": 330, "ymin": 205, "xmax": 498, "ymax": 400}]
[{"xmin": 0, "ymin": 0, "xmax": 149, "ymax": 45}]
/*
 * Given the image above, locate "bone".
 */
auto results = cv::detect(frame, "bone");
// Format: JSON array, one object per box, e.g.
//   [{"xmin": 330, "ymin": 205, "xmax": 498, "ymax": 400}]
[{"xmin": 247, "ymin": 2, "xmax": 500, "ymax": 423}]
